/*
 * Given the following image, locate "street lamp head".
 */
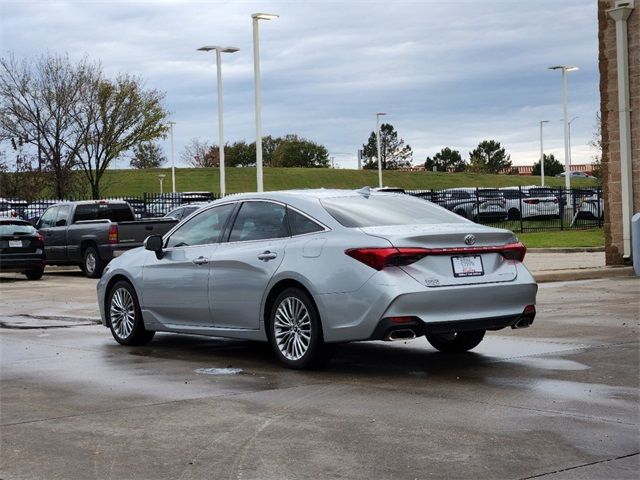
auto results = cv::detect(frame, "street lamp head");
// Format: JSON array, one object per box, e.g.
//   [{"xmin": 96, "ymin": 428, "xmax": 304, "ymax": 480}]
[
  {"xmin": 198, "ymin": 46, "xmax": 240, "ymax": 53},
  {"xmin": 540, "ymin": 120, "xmax": 550, "ymax": 124},
  {"xmin": 548, "ymin": 65, "xmax": 579, "ymax": 72},
  {"xmin": 376, "ymin": 112, "xmax": 387, "ymax": 116},
  {"xmin": 252, "ymin": 13, "xmax": 279, "ymax": 20}
]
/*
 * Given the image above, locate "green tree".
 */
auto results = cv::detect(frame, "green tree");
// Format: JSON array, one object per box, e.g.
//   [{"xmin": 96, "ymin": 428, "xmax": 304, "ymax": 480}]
[
  {"xmin": 226, "ymin": 140, "xmax": 256, "ymax": 167},
  {"xmin": 362, "ymin": 123, "xmax": 413, "ymax": 170},
  {"xmin": 425, "ymin": 147, "xmax": 466, "ymax": 172},
  {"xmin": 272, "ymin": 134, "xmax": 330, "ymax": 168},
  {"xmin": 129, "ymin": 142, "xmax": 166, "ymax": 169},
  {"xmin": 468, "ymin": 140, "xmax": 511, "ymax": 174},
  {"xmin": 531, "ymin": 153, "xmax": 564, "ymax": 177},
  {"xmin": 75, "ymin": 74, "xmax": 169, "ymax": 198}
]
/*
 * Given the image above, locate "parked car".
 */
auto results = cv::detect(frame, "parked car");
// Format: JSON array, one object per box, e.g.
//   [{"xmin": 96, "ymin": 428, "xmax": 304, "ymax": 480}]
[
  {"xmin": 0, "ymin": 219, "xmax": 46, "ymax": 280},
  {"xmin": 164, "ymin": 203, "xmax": 208, "ymax": 222},
  {"xmin": 500, "ymin": 186, "xmax": 560, "ymax": 220},
  {"xmin": 97, "ymin": 188, "xmax": 537, "ymax": 369},
  {"xmin": 574, "ymin": 193, "xmax": 604, "ymax": 222},
  {"xmin": 37, "ymin": 200, "xmax": 178, "ymax": 278},
  {"xmin": 556, "ymin": 171, "xmax": 596, "ymax": 179},
  {"xmin": 434, "ymin": 188, "xmax": 507, "ymax": 222}
]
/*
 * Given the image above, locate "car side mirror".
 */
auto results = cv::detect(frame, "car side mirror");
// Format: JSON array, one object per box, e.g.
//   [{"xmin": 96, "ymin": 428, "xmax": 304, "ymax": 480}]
[{"xmin": 144, "ymin": 234, "xmax": 164, "ymax": 259}]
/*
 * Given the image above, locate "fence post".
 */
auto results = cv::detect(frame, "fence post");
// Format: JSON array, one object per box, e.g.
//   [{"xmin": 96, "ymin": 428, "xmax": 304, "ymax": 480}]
[
  {"xmin": 559, "ymin": 187, "xmax": 564, "ymax": 231},
  {"xmin": 518, "ymin": 185, "xmax": 524, "ymax": 233},
  {"xmin": 475, "ymin": 187, "xmax": 480, "ymax": 223}
]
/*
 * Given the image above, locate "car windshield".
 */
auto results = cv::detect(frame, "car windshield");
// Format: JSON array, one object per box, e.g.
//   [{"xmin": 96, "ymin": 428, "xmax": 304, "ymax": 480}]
[
  {"xmin": 0, "ymin": 222, "xmax": 36, "ymax": 235},
  {"xmin": 321, "ymin": 194, "xmax": 463, "ymax": 228}
]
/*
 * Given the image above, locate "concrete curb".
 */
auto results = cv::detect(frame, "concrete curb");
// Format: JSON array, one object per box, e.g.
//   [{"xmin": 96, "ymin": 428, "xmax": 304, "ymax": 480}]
[
  {"xmin": 533, "ymin": 266, "xmax": 635, "ymax": 283},
  {"xmin": 528, "ymin": 247, "xmax": 605, "ymax": 253}
]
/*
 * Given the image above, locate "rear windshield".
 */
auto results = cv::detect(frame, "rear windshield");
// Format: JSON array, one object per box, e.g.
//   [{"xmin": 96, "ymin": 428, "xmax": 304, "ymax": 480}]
[
  {"xmin": 0, "ymin": 222, "xmax": 36, "ymax": 235},
  {"xmin": 320, "ymin": 194, "xmax": 463, "ymax": 228},
  {"xmin": 73, "ymin": 203, "xmax": 134, "ymax": 223},
  {"xmin": 477, "ymin": 189, "xmax": 502, "ymax": 198}
]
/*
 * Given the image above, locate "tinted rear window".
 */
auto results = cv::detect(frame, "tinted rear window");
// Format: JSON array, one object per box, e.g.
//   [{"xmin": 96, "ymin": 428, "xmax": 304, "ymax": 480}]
[
  {"xmin": 74, "ymin": 203, "xmax": 134, "ymax": 223},
  {"xmin": 320, "ymin": 195, "xmax": 462, "ymax": 228},
  {"xmin": 0, "ymin": 222, "xmax": 36, "ymax": 235}
]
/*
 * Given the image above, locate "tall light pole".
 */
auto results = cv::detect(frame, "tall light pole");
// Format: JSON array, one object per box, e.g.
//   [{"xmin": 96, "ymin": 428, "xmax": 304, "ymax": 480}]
[
  {"xmin": 376, "ymin": 112, "xmax": 387, "ymax": 188},
  {"xmin": 251, "ymin": 12, "xmax": 278, "ymax": 193},
  {"xmin": 168, "ymin": 121, "xmax": 176, "ymax": 193},
  {"xmin": 548, "ymin": 65, "xmax": 579, "ymax": 192},
  {"xmin": 539, "ymin": 120, "xmax": 549, "ymax": 186},
  {"xmin": 568, "ymin": 116, "xmax": 578, "ymax": 170},
  {"xmin": 198, "ymin": 46, "xmax": 239, "ymax": 198}
]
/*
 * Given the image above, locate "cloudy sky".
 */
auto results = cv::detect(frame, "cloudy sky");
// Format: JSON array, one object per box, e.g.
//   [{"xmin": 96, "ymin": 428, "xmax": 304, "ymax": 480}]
[{"xmin": 0, "ymin": 0, "xmax": 600, "ymax": 169}]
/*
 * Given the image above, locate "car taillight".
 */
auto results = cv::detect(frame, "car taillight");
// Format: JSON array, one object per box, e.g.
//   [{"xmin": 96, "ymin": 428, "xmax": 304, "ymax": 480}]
[
  {"xmin": 499, "ymin": 242, "xmax": 527, "ymax": 261},
  {"xmin": 35, "ymin": 233, "xmax": 44, "ymax": 242},
  {"xmin": 346, "ymin": 242, "xmax": 527, "ymax": 270},
  {"xmin": 523, "ymin": 199, "xmax": 540, "ymax": 205},
  {"xmin": 345, "ymin": 248, "xmax": 430, "ymax": 271},
  {"xmin": 108, "ymin": 224, "xmax": 118, "ymax": 244}
]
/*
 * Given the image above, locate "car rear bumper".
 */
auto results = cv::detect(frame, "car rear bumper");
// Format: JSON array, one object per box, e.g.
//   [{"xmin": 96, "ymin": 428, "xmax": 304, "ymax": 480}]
[
  {"xmin": 0, "ymin": 254, "xmax": 45, "ymax": 272},
  {"xmin": 315, "ymin": 263, "xmax": 537, "ymax": 343}
]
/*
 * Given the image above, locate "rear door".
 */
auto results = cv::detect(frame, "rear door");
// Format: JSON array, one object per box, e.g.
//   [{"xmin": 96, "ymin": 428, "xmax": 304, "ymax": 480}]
[{"xmin": 210, "ymin": 201, "xmax": 289, "ymax": 330}]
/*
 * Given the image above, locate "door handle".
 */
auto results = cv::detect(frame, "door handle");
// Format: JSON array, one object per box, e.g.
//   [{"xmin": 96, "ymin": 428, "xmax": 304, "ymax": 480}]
[
  {"xmin": 192, "ymin": 256, "xmax": 209, "ymax": 265},
  {"xmin": 257, "ymin": 251, "xmax": 277, "ymax": 261}
]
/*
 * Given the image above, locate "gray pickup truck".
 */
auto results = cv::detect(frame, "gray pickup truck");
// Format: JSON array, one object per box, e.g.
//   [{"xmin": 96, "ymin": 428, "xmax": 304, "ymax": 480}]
[{"xmin": 37, "ymin": 200, "xmax": 178, "ymax": 278}]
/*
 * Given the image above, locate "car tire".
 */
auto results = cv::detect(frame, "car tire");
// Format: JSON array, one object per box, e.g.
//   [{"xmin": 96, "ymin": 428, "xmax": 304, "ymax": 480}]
[
  {"xmin": 268, "ymin": 287, "xmax": 333, "ymax": 370},
  {"xmin": 425, "ymin": 330, "xmax": 486, "ymax": 353},
  {"xmin": 508, "ymin": 208, "xmax": 521, "ymax": 221},
  {"xmin": 107, "ymin": 280, "xmax": 155, "ymax": 346},
  {"xmin": 83, "ymin": 245, "xmax": 105, "ymax": 278},
  {"xmin": 25, "ymin": 268, "xmax": 44, "ymax": 280}
]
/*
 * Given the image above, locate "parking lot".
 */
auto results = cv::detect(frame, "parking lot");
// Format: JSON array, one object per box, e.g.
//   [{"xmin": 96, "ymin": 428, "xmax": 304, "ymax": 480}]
[{"xmin": 1, "ymin": 270, "xmax": 639, "ymax": 479}]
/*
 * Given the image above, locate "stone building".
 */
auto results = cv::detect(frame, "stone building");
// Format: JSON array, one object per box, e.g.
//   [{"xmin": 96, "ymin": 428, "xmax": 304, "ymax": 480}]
[{"xmin": 598, "ymin": 0, "xmax": 639, "ymax": 265}]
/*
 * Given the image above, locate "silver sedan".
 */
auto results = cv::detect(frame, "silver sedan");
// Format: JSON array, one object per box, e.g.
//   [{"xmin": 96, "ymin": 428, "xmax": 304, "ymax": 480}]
[{"xmin": 97, "ymin": 189, "xmax": 538, "ymax": 369}]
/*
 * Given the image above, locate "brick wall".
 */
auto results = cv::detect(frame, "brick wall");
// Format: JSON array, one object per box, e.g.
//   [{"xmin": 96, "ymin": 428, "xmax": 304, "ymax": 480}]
[{"xmin": 598, "ymin": 0, "xmax": 639, "ymax": 265}]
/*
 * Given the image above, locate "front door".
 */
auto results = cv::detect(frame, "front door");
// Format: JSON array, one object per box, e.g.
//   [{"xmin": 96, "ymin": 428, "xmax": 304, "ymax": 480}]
[{"xmin": 141, "ymin": 203, "xmax": 236, "ymax": 327}]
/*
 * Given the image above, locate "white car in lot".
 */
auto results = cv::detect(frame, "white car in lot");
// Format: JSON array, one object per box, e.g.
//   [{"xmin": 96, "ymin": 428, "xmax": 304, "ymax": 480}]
[{"xmin": 500, "ymin": 187, "xmax": 560, "ymax": 220}]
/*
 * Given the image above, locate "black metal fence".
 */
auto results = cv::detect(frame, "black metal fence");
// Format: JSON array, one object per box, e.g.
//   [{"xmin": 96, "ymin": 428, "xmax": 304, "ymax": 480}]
[
  {"xmin": 3, "ymin": 187, "xmax": 603, "ymax": 233},
  {"xmin": 405, "ymin": 186, "xmax": 603, "ymax": 232}
]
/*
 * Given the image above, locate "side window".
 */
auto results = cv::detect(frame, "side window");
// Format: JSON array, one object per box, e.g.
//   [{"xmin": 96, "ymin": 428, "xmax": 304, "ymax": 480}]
[
  {"xmin": 56, "ymin": 205, "xmax": 72, "ymax": 226},
  {"xmin": 39, "ymin": 206, "xmax": 59, "ymax": 228},
  {"xmin": 166, "ymin": 203, "xmax": 235, "ymax": 248},
  {"xmin": 228, "ymin": 202, "xmax": 288, "ymax": 242},
  {"xmin": 288, "ymin": 208, "xmax": 324, "ymax": 236}
]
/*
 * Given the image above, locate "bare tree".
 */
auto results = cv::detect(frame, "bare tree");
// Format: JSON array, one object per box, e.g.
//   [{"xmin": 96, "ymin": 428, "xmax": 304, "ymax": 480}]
[
  {"xmin": 74, "ymin": 74, "xmax": 169, "ymax": 198},
  {"xmin": 180, "ymin": 138, "xmax": 219, "ymax": 167},
  {"xmin": 0, "ymin": 53, "xmax": 92, "ymax": 198}
]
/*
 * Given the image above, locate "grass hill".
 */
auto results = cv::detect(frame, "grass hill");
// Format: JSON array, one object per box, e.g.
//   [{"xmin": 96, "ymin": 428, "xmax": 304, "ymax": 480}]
[{"xmin": 97, "ymin": 167, "xmax": 598, "ymax": 197}]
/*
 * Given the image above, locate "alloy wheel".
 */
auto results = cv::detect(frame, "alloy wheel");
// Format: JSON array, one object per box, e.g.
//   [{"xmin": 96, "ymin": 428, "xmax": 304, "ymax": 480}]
[
  {"xmin": 110, "ymin": 287, "xmax": 135, "ymax": 339},
  {"xmin": 273, "ymin": 296, "xmax": 312, "ymax": 361}
]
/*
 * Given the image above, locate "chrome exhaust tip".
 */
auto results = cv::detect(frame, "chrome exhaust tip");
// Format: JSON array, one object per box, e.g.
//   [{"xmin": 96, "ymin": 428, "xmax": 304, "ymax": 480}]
[
  {"xmin": 385, "ymin": 329, "xmax": 417, "ymax": 341},
  {"xmin": 512, "ymin": 317, "xmax": 533, "ymax": 329}
]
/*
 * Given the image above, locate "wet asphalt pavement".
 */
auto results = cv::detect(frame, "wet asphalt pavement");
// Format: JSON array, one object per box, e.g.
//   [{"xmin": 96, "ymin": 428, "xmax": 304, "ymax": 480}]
[{"xmin": 0, "ymin": 272, "xmax": 639, "ymax": 479}]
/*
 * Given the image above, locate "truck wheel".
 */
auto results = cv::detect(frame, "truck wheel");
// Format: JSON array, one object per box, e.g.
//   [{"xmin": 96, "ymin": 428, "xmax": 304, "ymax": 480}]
[
  {"xmin": 107, "ymin": 280, "xmax": 155, "ymax": 346},
  {"xmin": 426, "ymin": 330, "xmax": 486, "ymax": 353},
  {"xmin": 83, "ymin": 246, "xmax": 105, "ymax": 278},
  {"xmin": 25, "ymin": 269, "xmax": 44, "ymax": 280}
]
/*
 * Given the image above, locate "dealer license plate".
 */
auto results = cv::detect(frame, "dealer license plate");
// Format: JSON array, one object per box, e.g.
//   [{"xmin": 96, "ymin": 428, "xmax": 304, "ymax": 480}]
[
  {"xmin": 451, "ymin": 255, "xmax": 484, "ymax": 277},
  {"xmin": 9, "ymin": 240, "xmax": 23, "ymax": 248}
]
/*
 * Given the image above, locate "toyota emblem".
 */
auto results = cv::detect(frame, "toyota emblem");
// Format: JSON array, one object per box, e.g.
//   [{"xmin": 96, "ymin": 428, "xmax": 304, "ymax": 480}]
[{"xmin": 464, "ymin": 234, "xmax": 476, "ymax": 245}]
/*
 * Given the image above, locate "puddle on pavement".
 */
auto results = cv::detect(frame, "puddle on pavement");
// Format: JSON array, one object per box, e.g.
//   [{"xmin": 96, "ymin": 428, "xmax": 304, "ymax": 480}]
[
  {"xmin": 194, "ymin": 367, "xmax": 243, "ymax": 376},
  {"xmin": 488, "ymin": 377, "xmax": 638, "ymax": 406},
  {"xmin": 506, "ymin": 357, "xmax": 590, "ymax": 371}
]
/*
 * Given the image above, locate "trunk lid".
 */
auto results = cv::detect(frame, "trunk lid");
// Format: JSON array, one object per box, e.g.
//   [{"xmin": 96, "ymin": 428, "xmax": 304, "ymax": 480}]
[{"xmin": 360, "ymin": 223, "xmax": 520, "ymax": 287}]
